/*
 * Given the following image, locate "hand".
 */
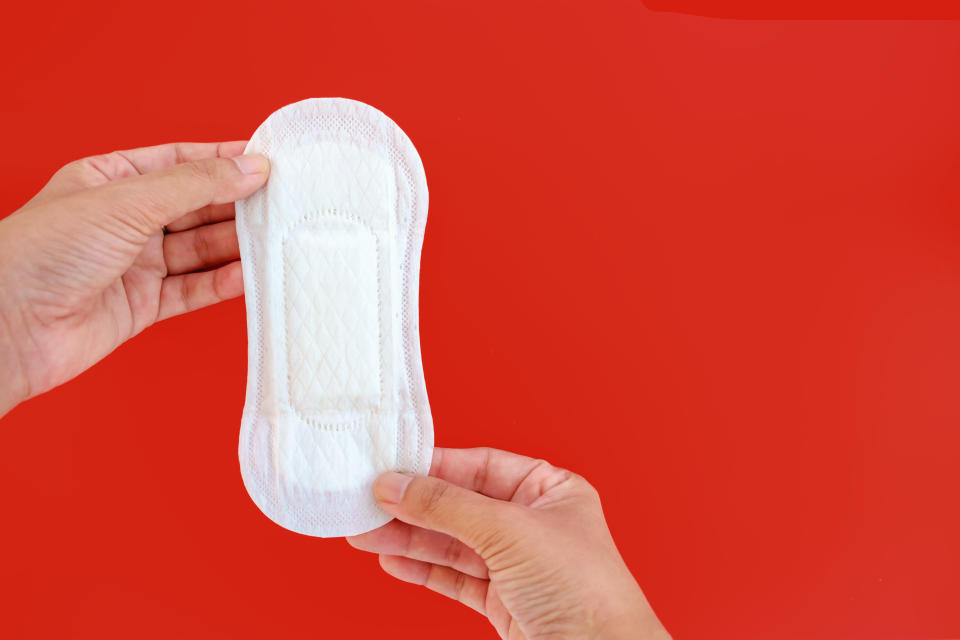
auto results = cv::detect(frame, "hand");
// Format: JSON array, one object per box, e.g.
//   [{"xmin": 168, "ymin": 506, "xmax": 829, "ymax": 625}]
[
  {"xmin": 0, "ymin": 142, "xmax": 269, "ymax": 416},
  {"xmin": 347, "ymin": 447, "xmax": 670, "ymax": 640}
]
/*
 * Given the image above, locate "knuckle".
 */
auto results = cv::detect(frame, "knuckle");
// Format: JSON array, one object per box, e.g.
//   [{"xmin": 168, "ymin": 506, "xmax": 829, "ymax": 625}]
[
  {"xmin": 87, "ymin": 182, "xmax": 164, "ymax": 238},
  {"xmin": 127, "ymin": 190, "xmax": 166, "ymax": 227},
  {"xmin": 566, "ymin": 472, "xmax": 602, "ymax": 506},
  {"xmin": 102, "ymin": 150, "xmax": 127, "ymax": 165},
  {"xmin": 56, "ymin": 157, "xmax": 102, "ymax": 183},
  {"xmin": 528, "ymin": 458, "xmax": 559, "ymax": 483},
  {"xmin": 184, "ymin": 158, "xmax": 218, "ymax": 182},
  {"xmin": 177, "ymin": 275, "xmax": 193, "ymax": 311},
  {"xmin": 172, "ymin": 143, "xmax": 188, "ymax": 164},
  {"xmin": 451, "ymin": 569, "xmax": 468, "ymax": 599},
  {"xmin": 522, "ymin": 458, "xmax": 595, "ymax": 503},
  {"xmin": 60, "ymin": 158, "xmax": 88, "ymax": 173},
  {"xmin": 87, "ymin": 152, "xmax": 133, "ymax": 177},
  {"xmin": 471, "ymin": 448, "xmax": 492, "ymax": 492},
  {"xmin": 416, "ymin": 480, "xmax": 451, "ymax": 518},
  {"xmin": 529, "ymin": 458, "xmax": 558, "ymax": 480},
  {"xmin": 65, "ymin": 157, "xmax": 95, "ymax": 175},
  {"xmin": 211, "ymin": 266, "xmax": 228, "ymax": 299},
  {"xmin": 576, "ymin": 474, "xmax": 601, "ymax": 498},
  {"xmin": 84, "ymin": 152, "xmax": 115, "ymax": 167},
  {"xmin": 442, "ymin": 536, "xmax": 464, "ymax": 567},
  {"xmin": 532, "ymin": 458, "xmax": 554, "ymax": 472},
  {"xmin": 193, "ymin": 228, "xmax": 212, "ymax": 262}
]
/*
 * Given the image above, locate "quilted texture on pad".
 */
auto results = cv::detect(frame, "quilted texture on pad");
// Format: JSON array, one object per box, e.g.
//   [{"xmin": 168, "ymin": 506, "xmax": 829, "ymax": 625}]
[
  {"xmin": 235, "ymin": 98, "xmax": 433, "ymax": 537},
  {"xmin": 284, "ymin": 215, "xmax": 382, "ymax": 415}
]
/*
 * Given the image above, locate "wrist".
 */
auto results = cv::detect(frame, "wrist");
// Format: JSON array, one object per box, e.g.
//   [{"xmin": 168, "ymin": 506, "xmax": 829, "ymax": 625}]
[
  {"xmin": 592, "ymin": 582, "xmax": 671, "ymax": 640},
  {"xmin": 601, "ymin": 609, "xmax": 670, "ymax": 640},
  {"xmin": 0, "ymin": 300, "xmax": 29, "ymax": 417},
  {"xmin": 600, "ymin": 608, "xmax": 670, "ymax": 640}
]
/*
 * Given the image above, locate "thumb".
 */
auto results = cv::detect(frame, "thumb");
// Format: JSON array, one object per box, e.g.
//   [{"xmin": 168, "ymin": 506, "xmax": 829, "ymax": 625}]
[
  {"xmin": 74, "ymin": 153, "xmax": 269, "ymax": 238},
  {"xmin": 373, "ymin": 472, "xmax": 519, "ymax": 552}
]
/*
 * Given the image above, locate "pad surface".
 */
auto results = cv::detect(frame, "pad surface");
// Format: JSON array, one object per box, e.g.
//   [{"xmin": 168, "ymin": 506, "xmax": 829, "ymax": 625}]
[{"xmin": 236, "ymin": 98, "xmax": 432, "ymax": 537}]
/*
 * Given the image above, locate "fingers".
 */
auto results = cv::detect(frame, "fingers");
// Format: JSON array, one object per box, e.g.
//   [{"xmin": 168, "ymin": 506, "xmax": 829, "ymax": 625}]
[
  {"xmin": 164, "ymin": 202, "xmax": 236, "ymax": 233},
  {"xmin": 346, "ymin": 519, "xmax": 489, "ymax": 579},
  {"xmin": 429, "ymin": 447, "xmax": 563, "ymax": 503},
  {"xmin": 82, "ymin": 141, "xmax": 251, "ymax": 182},
  {"xmin": 156, "ymin": 260, "xmax": 242, "ymax": 322},
  {"xmin": 163, "ymin": 219, "xmax": 239, "ymax": 275},
  {"xmin": 373, "ymin": 472, "xmax": 519, "ymax": 552},
  {"xmin": 112, "ymin": 141, "xmax": 248, "ymax": 176},
  {"xmin": 24, "ymin": 141, "xmax": 250, "ymax": 209},
  {"xmin": 76, "ymin": 154, "xmax": 268, "ymax": 241},
  {"xmin": 378, "ymin": 555, "xmax": 490, "ymax": 616}
]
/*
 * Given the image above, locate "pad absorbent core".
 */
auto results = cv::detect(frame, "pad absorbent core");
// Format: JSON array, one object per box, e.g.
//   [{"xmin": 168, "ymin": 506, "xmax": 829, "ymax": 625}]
[{"xmin": 235, "ymin": 98, "xmax": 433, "ymax": 537}]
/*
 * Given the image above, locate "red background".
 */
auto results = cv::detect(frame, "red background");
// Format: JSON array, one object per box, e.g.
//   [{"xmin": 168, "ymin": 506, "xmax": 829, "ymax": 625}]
[{"xmin": 1, "ymin": 2, "xmax": 959, "ymax": 638}]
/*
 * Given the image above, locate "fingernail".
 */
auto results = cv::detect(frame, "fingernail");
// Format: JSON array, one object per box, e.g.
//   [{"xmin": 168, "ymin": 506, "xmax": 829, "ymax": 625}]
[
  {"xmin": 373, "ymin": 472, "xmax": 413, "ymax": 505},
  {"xmin": 232, "ymin": 153, "xmax": 269, "ymax": 175}
]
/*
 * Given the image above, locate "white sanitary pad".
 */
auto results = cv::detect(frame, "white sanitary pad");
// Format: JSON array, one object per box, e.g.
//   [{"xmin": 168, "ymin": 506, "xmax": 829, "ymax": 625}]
[{"xmin": 235, "ymin": 98, "xmax": 433, "ymax": 537}]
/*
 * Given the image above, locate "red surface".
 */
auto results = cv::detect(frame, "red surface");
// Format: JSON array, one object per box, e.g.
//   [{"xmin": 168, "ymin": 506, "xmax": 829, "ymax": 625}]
[
  {"xmin": 1, "ymin": 2, "xmax": 959, "ymax": 638},
  {"xmin": 646, "ymin": 0, "xmax": 960, "ymax": 19}
]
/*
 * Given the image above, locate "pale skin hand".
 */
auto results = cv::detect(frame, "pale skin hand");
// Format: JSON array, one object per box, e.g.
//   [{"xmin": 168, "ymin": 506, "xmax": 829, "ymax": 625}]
[
  {"xmin": 0, "ymin": 147, "xmax": 667, "ymax": 640},
  {"xmin": 0, "ymin": 142, "xmax": 269, "ymax": 416},
  {"xmin": 347, "ymin": 447, "xmax": 671, "ymax": 640}
]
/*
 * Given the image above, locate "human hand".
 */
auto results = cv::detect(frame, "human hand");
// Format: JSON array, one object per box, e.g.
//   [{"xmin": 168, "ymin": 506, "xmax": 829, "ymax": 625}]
[
  {"xmin": 347, "ymin": 447, "xmax": 670, "ymax": 640},
  {"xmin": 0, "ymin": 142, "xmax": 269, "ymax": 416}
]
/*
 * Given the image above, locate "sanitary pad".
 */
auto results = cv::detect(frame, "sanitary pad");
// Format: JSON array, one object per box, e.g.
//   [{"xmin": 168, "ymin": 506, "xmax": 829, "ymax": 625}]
[{"xmin": 235, "ymin": 98, "xmax": 433, "ymax": 537}]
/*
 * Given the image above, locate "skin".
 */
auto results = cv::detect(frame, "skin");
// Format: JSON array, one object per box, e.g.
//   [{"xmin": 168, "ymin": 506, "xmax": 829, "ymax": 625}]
[
  {"xmin": 348, "ymin": 449, "xmax": 671, "ymax": 640},
  {"xmin": 0, "ymin": 144, "xmax": 670, "ymax": 640},
  {"xmin": 0, "ymin": 141, "xmax": 269, "ymax": 415}
]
